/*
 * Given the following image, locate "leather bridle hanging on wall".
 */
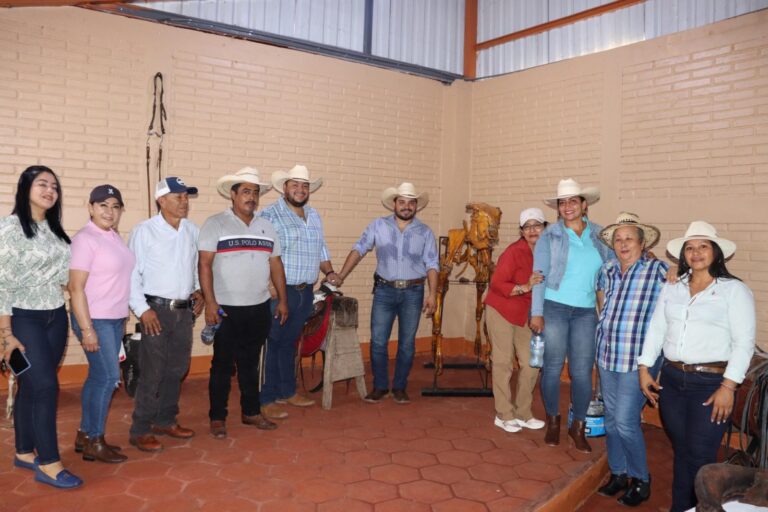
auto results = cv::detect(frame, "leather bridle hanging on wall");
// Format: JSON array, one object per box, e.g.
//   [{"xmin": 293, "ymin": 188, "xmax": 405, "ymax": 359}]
[{"xmin": 145, "ymin": 72, "xmax": 166, "ymax": 216}]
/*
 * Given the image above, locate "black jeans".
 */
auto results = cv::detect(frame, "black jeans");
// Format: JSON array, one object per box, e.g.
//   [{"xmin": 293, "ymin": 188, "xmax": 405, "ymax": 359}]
[
  {"xmin": 12, "ymin": 306, "xmax": 68, "ymax": 464},
  {"xmin": 208, "ymin": 301, "xmax": 271, "ymax": 420},
  {"xmin": 659, "ymin": 364, "xmax": 731, "ymax": 512},
  {"xmin": 130, "ymin": 304, "xmax": 194, "ymax": 436}
]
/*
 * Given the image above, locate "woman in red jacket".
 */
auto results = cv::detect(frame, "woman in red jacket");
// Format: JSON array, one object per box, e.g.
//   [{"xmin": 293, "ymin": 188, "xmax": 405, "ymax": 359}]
[{"xmin": 484, "ymin": 208, "xmax": 546, "ymax": 433}]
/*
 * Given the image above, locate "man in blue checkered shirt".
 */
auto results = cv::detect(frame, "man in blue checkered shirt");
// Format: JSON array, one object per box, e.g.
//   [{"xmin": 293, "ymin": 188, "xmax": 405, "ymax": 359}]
[
  {"xmin": 259, "ymin": 165, "xmax": 342, "ymax": 420},
  {"xmin": 594, "ymin": 213, "xmax": 668, "ymax": 507},
  {"xmin": 337, "ymin": 182, "xmax": 439, "ymax": 405}
]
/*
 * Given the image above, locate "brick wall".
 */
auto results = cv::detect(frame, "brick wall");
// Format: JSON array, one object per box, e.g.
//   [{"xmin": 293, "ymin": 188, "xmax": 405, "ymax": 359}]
[
  {"xmin": 620, "ymin": 40, "xmax": 768, "ymax": 200},
  {"xmin": 470, "ymin": 10, "xmax": 768, "ymax": 350}
]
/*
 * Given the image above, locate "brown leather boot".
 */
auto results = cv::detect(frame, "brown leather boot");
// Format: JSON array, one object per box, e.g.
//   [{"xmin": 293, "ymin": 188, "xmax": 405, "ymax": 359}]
[
  {"xmin": 83, "ymin": 435, "xmax": 128, "ymax": 463},
  {"xmin": 544, "ymin": 414, "xmax": 561, "ymax": 446},
  {"xmin": 74, "ymin": 430, "xmax": 121, "ymax": 453},
  {"xmin": 568, "ymin": 419, "xmax": 592, "ymax": 453}
]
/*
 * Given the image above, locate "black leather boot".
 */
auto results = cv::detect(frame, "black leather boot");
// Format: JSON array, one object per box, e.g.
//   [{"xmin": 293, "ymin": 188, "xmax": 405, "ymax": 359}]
[
  {"xmin": 544, "ymin": 414, "xmax": 561, "ymax": 446},
  {"xmin": 618, "ymin": 475, "xmax": 651, "ymax": 507},
  {"xmin": 75, "ymin": 429, "xmax": 121, "ymax": 453},
  {"xmin": 568, "ymin": 418, "xmax": 591, "ymax": 453},
  {"xmin": 598, "ymin": 473, "xmax": 628, "ymax": 496},
  {"xmin": 83, "ymin": 435, "xmax": 128, "ymax": 463}
]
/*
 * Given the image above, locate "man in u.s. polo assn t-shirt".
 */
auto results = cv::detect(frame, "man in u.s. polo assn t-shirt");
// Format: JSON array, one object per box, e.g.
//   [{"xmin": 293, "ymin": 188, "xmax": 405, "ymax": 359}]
[{"xmin": 198, "ymin": 167, "xmax": 288, "ymax": 439}]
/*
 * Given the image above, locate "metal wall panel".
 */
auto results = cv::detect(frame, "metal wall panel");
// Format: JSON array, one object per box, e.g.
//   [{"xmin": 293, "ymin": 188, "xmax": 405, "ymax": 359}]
[
  {"xmin": 139, "ymin": 0, "xmax": 366, "ymax": 51},
  {"xmin": 644, "ymin": 0, "xmax": 768, "ymax": 37},
  {"xmin": 136, "ymin": 0, "xmax": 464, "ymax": 73},
  {"xmin": 476, "ymin": 0, "xmax": 768, "ymax": 78},
  {"xmin": 134, "ymin": 0, "xmax": 768, "ymax": 79},
  {"xmin": 372, "ymin": 0, "xmax": 465, "ymax": 74}
]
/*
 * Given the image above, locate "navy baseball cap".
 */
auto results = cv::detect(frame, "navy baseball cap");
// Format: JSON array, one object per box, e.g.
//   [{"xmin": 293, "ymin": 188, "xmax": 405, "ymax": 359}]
[
  {"xmin": 89, "ymin": 184, "xmax": 124, "ymax": 206},
  {"xmin": 155, "ymin": 176, "xmax": 198, "ymax": 199}
]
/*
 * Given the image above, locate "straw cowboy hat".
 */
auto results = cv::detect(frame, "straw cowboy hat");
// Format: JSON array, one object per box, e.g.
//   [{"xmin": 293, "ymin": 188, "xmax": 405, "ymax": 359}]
[
  {"xmin": 216, "ymin": 167, "xmax": 272, "ymax": 198},
  {"xmin": 666, "ymin": 221, "xmax": 736, "ymax": 259},
  {"xmin": 543, "ymin": 178, "xmax": 600, "ymax": 208},
  {"xmin": 381, "ymin": 182, "xmax": 429, "ymax": 211},
  {"xmin": 599, "ymin": 212, "xmax": 661, "ymax": 249},
  {"xmin": 271, "ymin": 164, "xmax": 323, "ymax": 193}
]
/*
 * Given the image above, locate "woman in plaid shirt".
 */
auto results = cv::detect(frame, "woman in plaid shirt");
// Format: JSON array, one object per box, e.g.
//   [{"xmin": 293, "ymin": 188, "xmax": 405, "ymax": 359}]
[{"xmin": 594, "ymin": 213, "xmax": 668, "ymax": 507}]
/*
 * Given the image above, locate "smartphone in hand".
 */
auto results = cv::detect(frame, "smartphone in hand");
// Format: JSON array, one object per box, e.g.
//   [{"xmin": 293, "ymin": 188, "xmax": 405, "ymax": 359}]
[{"xmin": 3, "ymin": 348, "xmax": 31, "ymax": 376}]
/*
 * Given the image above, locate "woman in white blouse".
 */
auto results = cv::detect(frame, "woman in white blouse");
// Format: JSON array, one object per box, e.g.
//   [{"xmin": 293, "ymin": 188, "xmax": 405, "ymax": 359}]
[
  {"xmin": 638, "ymin": 221, "xmax": 755, "ymax": 512},
  {"xmin": 0, "ymin": 166, "xmax": 83, "ymax": 489}
]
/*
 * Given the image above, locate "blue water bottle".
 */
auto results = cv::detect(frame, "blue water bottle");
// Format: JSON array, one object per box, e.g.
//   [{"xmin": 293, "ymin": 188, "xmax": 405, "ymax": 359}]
[
  {"xmin": 201, "ymin": 309, "xmax": 225, "ymax": 345},
  {"xmin": 529, "ymin": 332, "xmax": 544, "ymax": 368}
]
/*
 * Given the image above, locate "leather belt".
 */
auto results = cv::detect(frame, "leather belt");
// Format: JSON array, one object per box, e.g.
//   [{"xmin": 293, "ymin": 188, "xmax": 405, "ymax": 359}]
[
  {"xmin": 664, "ymin": 358, "xmax": 727, "ymax": 375},
  {"xmin": 288, "ymin": 283, "xmax": 310, "ymax": 291},
  {"xmin": 145, "ymin": 294, "xmax": 191, "ymax": 310},
  {"xmin": 374, "ymin": 273, "xmax": 425, "ymax": 289}
]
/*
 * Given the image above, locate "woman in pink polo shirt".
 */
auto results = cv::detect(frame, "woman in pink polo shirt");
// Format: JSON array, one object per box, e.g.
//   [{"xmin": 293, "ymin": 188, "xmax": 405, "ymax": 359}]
[{"xmin": 68, "ymin": 185, "xmax": 135, "ymax": 464}]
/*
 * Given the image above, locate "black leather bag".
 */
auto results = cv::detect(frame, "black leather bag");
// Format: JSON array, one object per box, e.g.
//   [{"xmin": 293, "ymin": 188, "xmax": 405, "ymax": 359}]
[{"xmin": 120, "ymin": 324, "xmax": 141, "ymax": 398}]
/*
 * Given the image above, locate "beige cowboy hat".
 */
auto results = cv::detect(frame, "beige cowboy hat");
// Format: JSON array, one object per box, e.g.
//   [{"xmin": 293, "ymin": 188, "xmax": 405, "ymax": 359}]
[
  {"xmin": 271, "ymin": 164, "xmax": 323, "ymax": 193},
  {"xmin": 667, "ymin": 221, "xmax": 736, "ymax": 259},
  {"xmin": 381, "ymin": 182, "xmax": 429, "ymax": 211},
  {"xmin": 543, "ymin": 178, "xmax": 600, "ymax": 208},
  {"xmin": 216, "ymin": 167, "xmax": 272, "ymax": 198},
  {"xmin": 599, "ymin": 212, "xmax": 661, "ymax": 249}
]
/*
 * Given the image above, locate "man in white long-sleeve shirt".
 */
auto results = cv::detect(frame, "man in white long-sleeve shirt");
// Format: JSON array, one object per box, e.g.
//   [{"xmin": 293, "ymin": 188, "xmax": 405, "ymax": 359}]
[{"xmin": 127, "ymin": 177, "xmax": 204, "ymax": 452}]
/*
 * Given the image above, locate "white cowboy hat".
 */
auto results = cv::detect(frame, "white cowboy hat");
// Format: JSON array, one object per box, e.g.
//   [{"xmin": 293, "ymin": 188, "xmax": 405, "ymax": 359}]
[
  {"xmin": 543, "ymin": 178, "xmax": 600, "ymax": 208},
  {"xmin": 667, "ymin": 221, "xmax": 736, "ymax": 259},
  {"xmin": 381, "ymin": 182, "xmax": 429, "ymax": 211},
  {"xmin": 599, "ymin": 212, "xmax": 660, "ymax": 249},
  {"xmin": 216, "ymin": 167, "xmax": 272, "ymax": 198},
  {"xmin": 271, "ymin": 164, "xmax": 323, "ymax": 193}
]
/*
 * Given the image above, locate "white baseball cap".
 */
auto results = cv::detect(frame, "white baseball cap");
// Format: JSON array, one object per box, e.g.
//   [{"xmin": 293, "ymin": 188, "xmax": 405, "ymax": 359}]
[{"xmin": 519, "ymin": 207, "xmax": 545, "ymax": 227}]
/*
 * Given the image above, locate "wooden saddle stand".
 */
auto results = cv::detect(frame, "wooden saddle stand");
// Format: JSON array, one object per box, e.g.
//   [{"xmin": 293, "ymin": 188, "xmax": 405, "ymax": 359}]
[{"xmin": 295, "ymin": 285, "xmax": 366, "ymax": 409}]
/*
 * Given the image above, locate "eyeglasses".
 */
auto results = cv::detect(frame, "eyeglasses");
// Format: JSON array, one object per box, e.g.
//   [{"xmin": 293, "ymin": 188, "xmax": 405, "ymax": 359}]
[{"xmin": 522, "ymin": 223, "xmax": 544, "ymax": 232}]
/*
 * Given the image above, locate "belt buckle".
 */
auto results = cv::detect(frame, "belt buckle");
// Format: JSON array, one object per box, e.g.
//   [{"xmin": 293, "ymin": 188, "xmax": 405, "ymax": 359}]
[
  {"xmin": 394, "ymin": 280, "xmax": 407, "ymax": 289},
  {"xmin": 169, "ymin": 299, "xmax": 182, "ymax": 309}
]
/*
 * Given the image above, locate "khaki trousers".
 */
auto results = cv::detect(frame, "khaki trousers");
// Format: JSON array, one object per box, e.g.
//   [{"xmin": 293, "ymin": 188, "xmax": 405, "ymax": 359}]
[{"xmin": 486, "ymin": 306, "xmax": 540, "ymax": 421}]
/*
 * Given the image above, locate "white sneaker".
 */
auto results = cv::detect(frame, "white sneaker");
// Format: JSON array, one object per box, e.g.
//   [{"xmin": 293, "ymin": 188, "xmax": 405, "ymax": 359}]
[
  {"xmin": 511, "ymin": 417, "xmax": 546, "ymax": 430},
  {"xmin": 494, "ymin": 417, "xmax": 522, "ymax": 433}
]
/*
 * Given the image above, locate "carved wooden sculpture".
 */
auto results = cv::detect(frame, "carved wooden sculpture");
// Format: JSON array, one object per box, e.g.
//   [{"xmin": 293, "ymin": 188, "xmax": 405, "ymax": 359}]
[{"xmin": 431, "ymin": 203, "xmax": 502, "ymax": 375}]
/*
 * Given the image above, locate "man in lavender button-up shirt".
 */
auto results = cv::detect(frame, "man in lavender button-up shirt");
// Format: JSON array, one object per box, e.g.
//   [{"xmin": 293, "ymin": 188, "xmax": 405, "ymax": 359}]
[{"xmin": 338, "ymin": 183, "xmax": 438, "ymax": 405}]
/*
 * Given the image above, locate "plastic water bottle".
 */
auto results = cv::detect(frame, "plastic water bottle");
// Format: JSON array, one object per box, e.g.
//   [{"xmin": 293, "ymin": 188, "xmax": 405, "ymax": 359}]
[
  {"xmin": 200, "ymin": 309, "xmax": 225, "ymax": 345},
  {"xmin": 529, "ymin": 332, "xmax": 544, "ymax": 368}
]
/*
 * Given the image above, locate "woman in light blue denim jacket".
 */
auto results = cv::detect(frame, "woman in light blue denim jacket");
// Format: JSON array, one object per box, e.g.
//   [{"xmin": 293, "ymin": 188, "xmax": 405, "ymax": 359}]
[{"xmin": 529, "ymin": 179, "xmax": 614, "ymax": 453}]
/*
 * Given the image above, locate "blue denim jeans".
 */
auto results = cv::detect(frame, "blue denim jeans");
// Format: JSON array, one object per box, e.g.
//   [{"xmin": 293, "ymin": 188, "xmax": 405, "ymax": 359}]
[
  {"xmin": 659, "ymin": 364, "xmax": 731, "ymax": 512},
  {"xmin": 71, "ymin": 315, "xmax": 125, "ymax": 437},
  {"xmin": 261, "ymin": 286, "xmax": 314, "ymax": 406},
  {"xmin": 598, "ymin": 367, "xmax": 649, "ymax": 480},
  {"xmin": 540, "ymin": 299, "xmax": 597, "ymax": 420},
  {"xmin": 11, "ymin": 306, "xmax": 68, "ymax": 464},
  {"xmin": 370, "ymin": 283, "xmax": 424, "ymax": 391}
]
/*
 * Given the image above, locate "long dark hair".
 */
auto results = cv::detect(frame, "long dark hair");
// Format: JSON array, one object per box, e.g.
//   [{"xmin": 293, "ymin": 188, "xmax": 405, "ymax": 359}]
[
  {"xmin": 677, "ymin": 240, "xmax": 740, "ymax": 281},
  {"xmin": 12, "ymin": 166, "xmax": 70, "ymax": 243}
]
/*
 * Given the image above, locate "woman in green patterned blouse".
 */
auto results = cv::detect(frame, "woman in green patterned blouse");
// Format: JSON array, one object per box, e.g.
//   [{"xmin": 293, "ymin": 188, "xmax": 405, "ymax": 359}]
[{"xmin": 0, "ymin": 166, "xmax": 83, "ymax": 489}]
